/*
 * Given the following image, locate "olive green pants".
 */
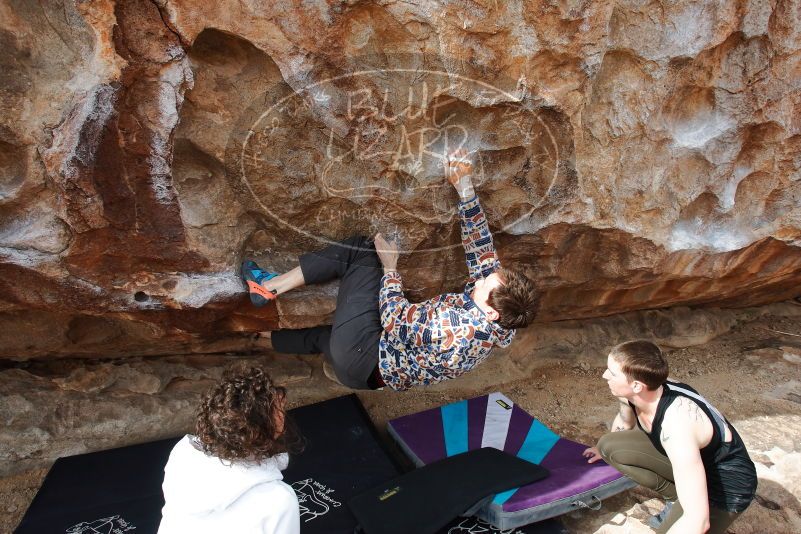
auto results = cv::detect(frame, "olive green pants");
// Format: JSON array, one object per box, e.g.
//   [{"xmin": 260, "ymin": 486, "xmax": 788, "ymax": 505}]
[{"xmin": 597, "ymin": 429, "xmax": 742, "ymax": 533}]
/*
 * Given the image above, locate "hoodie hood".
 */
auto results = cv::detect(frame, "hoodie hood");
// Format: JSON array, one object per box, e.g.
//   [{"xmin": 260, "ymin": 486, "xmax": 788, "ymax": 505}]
[{"xmin": 161, "ymin": 435, "xmax": 289, "ymax": 516}]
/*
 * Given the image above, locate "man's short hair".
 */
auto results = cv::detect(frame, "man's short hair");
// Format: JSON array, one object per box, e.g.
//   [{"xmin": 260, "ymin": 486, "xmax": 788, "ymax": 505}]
[
  {"xmin": 609, "ymin": 340, "xmax": 668, "ymax": 391},
  {"xmin": 195, "ymin": 365, "xmax": 301, "ymax": 463},
  {"xmin": 488, "ymin": 266, "xmax": 539, "ymax": 330}
]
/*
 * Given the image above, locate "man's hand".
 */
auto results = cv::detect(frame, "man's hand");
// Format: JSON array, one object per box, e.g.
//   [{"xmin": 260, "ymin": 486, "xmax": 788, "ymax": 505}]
[
  {"xmin": 374, "ymin": 233, "xmax": 399, "ymax": 273},
  {"xmin": 582, "ymin": 447, "xmax": 603, "ymax": 464},
  {"xmin": 446, "ymin": 149, "xmax": 475, "ymax": 200}
]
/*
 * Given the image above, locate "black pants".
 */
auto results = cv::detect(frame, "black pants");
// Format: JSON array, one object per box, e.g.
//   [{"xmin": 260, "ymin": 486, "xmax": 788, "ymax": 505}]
[{"xmin": 271, "ymin": 236, "xmax": 384, "ymax": 389}]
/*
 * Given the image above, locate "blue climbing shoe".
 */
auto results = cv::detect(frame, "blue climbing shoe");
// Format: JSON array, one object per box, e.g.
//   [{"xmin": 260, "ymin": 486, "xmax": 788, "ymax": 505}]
[{"xmin": 241, "ymin": 260, "xmax": 278, "ymax": 307}]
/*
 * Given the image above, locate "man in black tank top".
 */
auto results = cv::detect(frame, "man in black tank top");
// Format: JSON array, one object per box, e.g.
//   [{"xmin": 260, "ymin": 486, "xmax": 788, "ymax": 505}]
[{"xmin": 582, "ymin": 341, "xmax": 757, "ymax": 534}]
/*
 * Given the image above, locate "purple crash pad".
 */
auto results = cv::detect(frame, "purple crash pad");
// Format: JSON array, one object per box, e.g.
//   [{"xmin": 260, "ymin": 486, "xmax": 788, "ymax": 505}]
[{"xmin": 387, "ymin": 392, "xmax": 636, "ymax": 529}]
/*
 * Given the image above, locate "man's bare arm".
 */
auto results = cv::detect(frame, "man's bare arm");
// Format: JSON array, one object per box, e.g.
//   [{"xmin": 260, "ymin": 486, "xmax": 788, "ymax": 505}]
[
  {"xmin": 661, "ymin": 401, "xmax": 711, "ymax": 534},
  {"xmin": 584, "ymin": 398, "xmax": 636, "ymax": 463},
  {"xmin": 611, "ymin": 397, "xmax": 636, "ymax": 432}
]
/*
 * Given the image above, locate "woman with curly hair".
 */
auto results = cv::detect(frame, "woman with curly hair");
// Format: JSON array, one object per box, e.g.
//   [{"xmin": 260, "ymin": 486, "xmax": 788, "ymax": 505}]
[{"xmin": 158, "ymin": 366, "xmax": 301, "ymax": 534}]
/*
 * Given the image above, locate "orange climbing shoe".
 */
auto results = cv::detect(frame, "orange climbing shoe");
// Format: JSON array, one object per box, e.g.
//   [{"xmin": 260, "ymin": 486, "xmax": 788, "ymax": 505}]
[{"xmin": 241, "ymin": 260, "xmax": 278, "ymax": 307}]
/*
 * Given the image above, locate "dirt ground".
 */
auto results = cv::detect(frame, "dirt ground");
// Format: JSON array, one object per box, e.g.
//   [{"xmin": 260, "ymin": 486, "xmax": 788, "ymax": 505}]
[{"xmin": 3, "ymin": 305, "xmax": 801, "ymax": 533}]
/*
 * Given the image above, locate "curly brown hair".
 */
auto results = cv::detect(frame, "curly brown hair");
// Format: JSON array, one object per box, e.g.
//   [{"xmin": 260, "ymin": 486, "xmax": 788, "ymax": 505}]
[
  {"xmin": 487, "ymin": 266, "xmax": 540, "ymax": 330},
  {"xmin": 194, "ymin": 365, "xmax": 301, "ymax": 463}
]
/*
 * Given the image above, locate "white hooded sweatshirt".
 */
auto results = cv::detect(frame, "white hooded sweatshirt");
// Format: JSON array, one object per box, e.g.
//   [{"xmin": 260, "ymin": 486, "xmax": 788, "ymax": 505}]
[{"xmin": 158, "ymin": 435, "xmax": 300, "ymax": 534}]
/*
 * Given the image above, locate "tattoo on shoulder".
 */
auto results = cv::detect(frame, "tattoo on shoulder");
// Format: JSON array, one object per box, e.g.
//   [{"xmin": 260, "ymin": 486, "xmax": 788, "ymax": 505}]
[
  {"xmin": 690, "ymin": 402, "xmax": 704, "ymax": 422},
  {"xmin": 671, "ymin": 397, "xmax": 705, "ymax": 423},
  {"xmin": 613, "ymin": 425, "xmax": 626, "ymax": 432},
  {"xmin": 681, "ymin": 398, "xmax": 704, "ymax": 422}
]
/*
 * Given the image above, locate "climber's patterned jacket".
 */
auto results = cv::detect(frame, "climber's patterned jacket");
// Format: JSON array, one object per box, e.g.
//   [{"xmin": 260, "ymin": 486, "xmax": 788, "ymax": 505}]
[{"xmin": 377, "ymin": 195, "xmax": 516, "ymax": 391}]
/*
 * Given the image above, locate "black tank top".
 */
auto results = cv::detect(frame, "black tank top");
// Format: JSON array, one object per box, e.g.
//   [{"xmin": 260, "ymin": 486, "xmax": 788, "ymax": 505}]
[{"xmin": 632, "ymin": 380, "xmax": 757, "ymax": 512}]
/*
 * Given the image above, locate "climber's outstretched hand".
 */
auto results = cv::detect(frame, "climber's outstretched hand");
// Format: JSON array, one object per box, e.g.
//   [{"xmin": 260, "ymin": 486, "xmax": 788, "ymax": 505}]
[
  {"xmin": 446, "ymin": 149, "xmax": 475, "ymax": 201},
  {"xmin": 374, "ymin": 232, "xmax": 399, "ymax": 273}
]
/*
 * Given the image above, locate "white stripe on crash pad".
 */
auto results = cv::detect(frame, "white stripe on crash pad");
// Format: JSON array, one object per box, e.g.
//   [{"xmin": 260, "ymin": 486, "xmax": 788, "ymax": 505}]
[{"xmin": 481, "ymin": 392, "xmax": 515, "ymax": 450}]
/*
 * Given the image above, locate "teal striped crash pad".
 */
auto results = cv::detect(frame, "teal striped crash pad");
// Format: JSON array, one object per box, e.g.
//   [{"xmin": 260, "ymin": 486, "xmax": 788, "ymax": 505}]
[{"xmin": 387, "ymin": 392, "xmax": 636, "ymax": 529}]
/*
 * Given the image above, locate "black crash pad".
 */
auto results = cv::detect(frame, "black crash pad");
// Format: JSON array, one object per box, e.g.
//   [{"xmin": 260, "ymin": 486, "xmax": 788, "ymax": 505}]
[
  {"xmin": 349, "ymin": 447, "xmax": 550, "ymax": 534},
  {"xmin": 14, "ymin": 395, "xmax": 397, "ymax": 534},
  {"xmin": 15, "ymin": 394, "xmax": 564, "ymax": 534}
]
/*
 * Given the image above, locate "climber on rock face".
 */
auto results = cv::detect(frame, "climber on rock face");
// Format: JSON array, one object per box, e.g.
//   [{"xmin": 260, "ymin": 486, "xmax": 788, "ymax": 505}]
[{"xmin": 241, "ymin": 150, "xmax": 540, "ymax": 391}]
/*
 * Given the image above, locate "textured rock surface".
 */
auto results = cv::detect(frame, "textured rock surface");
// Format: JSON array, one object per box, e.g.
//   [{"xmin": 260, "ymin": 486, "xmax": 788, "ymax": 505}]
[
  {"xmin": 4, "ymin": 302, "xmax": 797, "ymax": 477},
  {"xmin": 0, "ymin": 352, "xmax": 313, "ymax": 477},
  {"xmin": 1, "ymin": 0, "xmax": 801, "ymax": 358}
]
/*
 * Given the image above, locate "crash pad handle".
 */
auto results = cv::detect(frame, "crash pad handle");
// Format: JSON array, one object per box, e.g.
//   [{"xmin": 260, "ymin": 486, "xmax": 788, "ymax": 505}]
[{"xmin": 571, "ymin": 495, "xmax": 602, "ymax": 511}]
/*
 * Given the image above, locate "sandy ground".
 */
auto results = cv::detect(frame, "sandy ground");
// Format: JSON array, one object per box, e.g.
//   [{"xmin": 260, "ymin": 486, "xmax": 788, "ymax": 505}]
[{"xmin": 3, "ymin": 306, "xmax": 801, "ymax": 533}]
